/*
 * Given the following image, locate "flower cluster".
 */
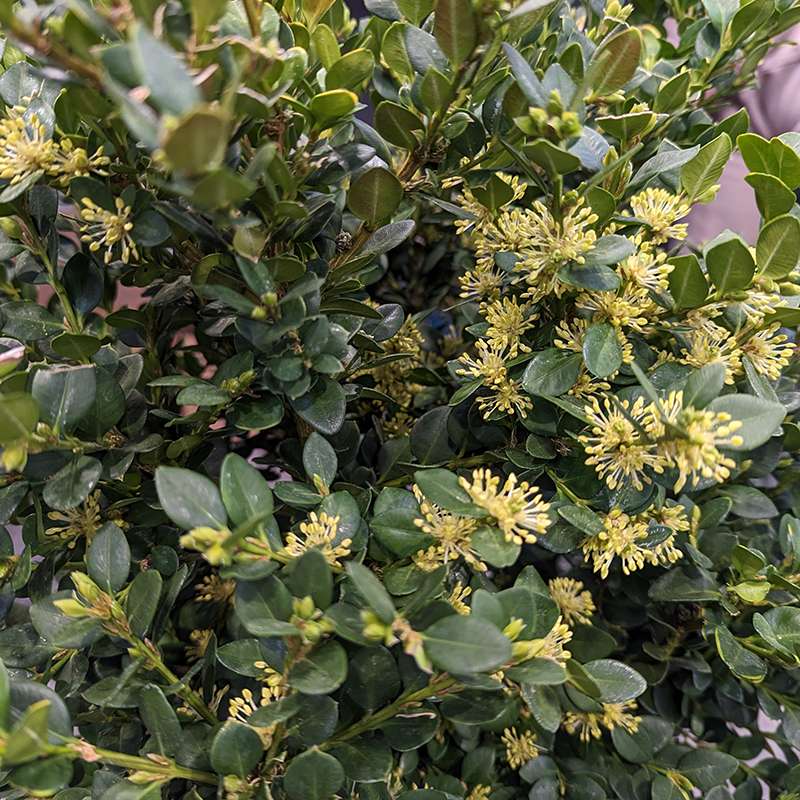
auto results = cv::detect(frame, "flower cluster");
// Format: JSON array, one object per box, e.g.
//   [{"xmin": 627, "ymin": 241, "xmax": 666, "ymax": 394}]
[
  {"xmin": 2, "ymin": 1, "xmax": 798, "ymax": 798},
  {"xmin": 0, "ymin": 106, "xmax": 109, "ymax": 188},
  {"xmin": 579, "ymin": 391, "xmax": 745, "ymax": 493}
]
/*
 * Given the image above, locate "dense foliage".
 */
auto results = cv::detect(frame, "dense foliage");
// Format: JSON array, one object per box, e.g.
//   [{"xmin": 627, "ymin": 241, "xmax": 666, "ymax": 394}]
[{"xmin": 0, "ymin": 0, "xmax": 800, "ymax": 797}]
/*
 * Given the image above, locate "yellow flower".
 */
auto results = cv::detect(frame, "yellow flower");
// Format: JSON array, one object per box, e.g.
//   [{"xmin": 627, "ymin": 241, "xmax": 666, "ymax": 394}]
[
  {"xmin": 481, "ymin": 296, "xmax": 537, "ymax": 356},
  {"xmin": 448, "ymin": 582, "xmax": 472, "ymax": 614},
  {"xmin": 501, "ymin": 727, "xmax": 540, "ymax": 769},
  {"xmin": 52, "ymin": 138, "xmax": 110, "ymax": 184},
  {"xmin": 576, "ymin": 284, "xmax": 654, "ymax": 337},
  {"xmin": 195, "ymin": 574, "xmax": 235, "ymax": 604},
  {"xmin": 548, "ymin": 577, "xmax": 595, "ymax": 626},
  {"xmin": 512, "ymin": 616, "xmax": 573, "ymax": 663},
  {"xmin": 741, "ymin": 324, "xmax": 794, "ymax": 380},
  {"xmin": 456, "ymin": 339, "xmax": 508, "ymax": 385},
  {"xmin": 228, "ymin": 687, "xmax": 271, "ymax": 723},
  {"xmin": 362, "ymin": 316, "xmax": 424, "ymax": 408},
  {"xmin": 253, "ymin": 660, "xmax": 287, "ymax": 696},
  {"xmin": 733, "ymin": 286, "xmax": 783, "ymax": 325},
  {"xmin": 512, "ymin": 200, "xmax": 598, "ymax": 302},
  {"xmin": 648, "ymin": 391, "xmax": 743, "ymax": 492},
  {"xmin": 412, "ymin": 485, "xmax": 484, "ymax": 572},
  {"xmin": 459, "ymin": 468, "xmax": 550, "ymax": 545},
  {"xmin": 570, "ymin": 371, "xmax": 611, "ymax": 399},
  {"xmin": 0, "ymin": 108, "xmax": 58, "ymax": 185},
  {"xmin": 554, "ymin": 318, "xmax": 589, "ymax": 353},
  {"xmin": 186, "ymin": 628, "xmax": 213, "ymax": 660},
  {"xmin": 679, "ymin": 329, "xmax": 741, "ymax": 384},
  {"xmin": 582, "ymin": 507, "xmax": 684, "ymax": 578},
  {"xmin": 459, "ymin": 262, "xmax": 504, "ymax": 301},
  {"xmin": 628, "ymin": 188, "xmax": 690, "ymax": 243},
  {"xmin": 46, "ymin": 490, "xmax": 103, "ymax": 548},
  {"xmin": 582, "ymin": 509, "xmax": 651, "ymax": 578},
  {"xmin": 618, "ymin": 248, "xmax": 672, "ymax": 291},
  {"xmin": 284, "ymin": 511, "xmax": 352, "ymax": 567},
  {"xmin": 579, "ymin": 396, "xmax": 664, "ymax": 491},
  {"xmin": 563, "ymin": 700, "xmax": 641, "ymax": 742},
  {"xmin": 79, "ymin": 196, "xmax": 138, "ymax": 265},
  {"xmin": 466, "ymin": 786, "xmax": 492, "ymax": 800},
  {"xmin": 476, "ymin": 375, "xmax": 533, "ymax": 420}
]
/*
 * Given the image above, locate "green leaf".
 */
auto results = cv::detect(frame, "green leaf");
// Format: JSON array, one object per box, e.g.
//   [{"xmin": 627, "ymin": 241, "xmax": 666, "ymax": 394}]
[
  {"xmin": 506, "ymin": 658, "xmax": 567, "ymax": 686},
  {"xmin": 755, "ymin": 213, "xmax": 800, "ymax": 278},
  {"xmin": 433, "ymin": 0, "xmax": 476, "ymax": 64},
  {"xmin": 236, "ymin": 575, "xmax": 296, "ymax": 636},
  {"xmin": 348, "ymin": 167, "xmax": 404, "ymax": 225},
  {"xmin": 374, "ymin": 101, "xmax": 424, "ymax": 149},
  {"xmin": 708, "ymin": 394, "xmax": 785, "ymax": 450},
  {"xmin": 412, "ymin": 468, "xmax": 479, "ymax": 516},
  {"xmin": 161, "ymin": 105, "xmax": 230, "ymax": 175},
  {"xmin": 582, "ymin": 323, "xmax": 622, "ymax": 378},
  {"xmin": 582, "ymin": 659, "xmax": 647, "ymax": 703},
  {"xmin": 284, "ymin": 748, "xmax": 345, "ymax": 800},
  {"xmin": 31, "ymin": 365, "xmax": 96, "ymax": 433},
  {"xmin": 683, "ymin": 362, "xmax": 726, "ymax": 409},
  {"xmin": 523, "ymin": 139, "xmax": 582, "ymax": 175},
  {"xmin": 382, "ymin": 711, "xmax": 439, "ymax": 751},
  {"xmin": 291, "ymin": 378, "xmax": 346, "ymax": 436},
  {"xmin": 715, "ymin": 626, "xmax": 767, "ymax": 683},
  {"xmin": 523, "ymin": 349, "xmax": 582, "ymax": 396},
  {"xmin": 472, "ymin": 526, "xmax": 520, "ymax": 567},
  {"xmin": 130, "ymin": 23, "xmax": 200, "ymax": 115},
  {"xmin": 745, "ymin": 172, "xmax": 795, "ymax": 220},
  {"xmin": 155, "ymin": 466, "xmax": 227, "ymax": 530},
  {"xmin": 310, "ymin": 89, "xmax": 358, "ymax": 128},
  {"xmin": 346, "ymin": 562, "xmax": 396, "ymax": 623},
  {"xmin": 678, "ymin": 747, "xmax": 739, "ymax": 790},
  {"xmin": 330, "ymin": 737, "xmax": 393, "ymax": 782},
  {"xmin": 558, "ymin": 505, "xmax": 604, "ymax": 535},
  {"xmin": 0, "ymin": 393, "xmax": 38, "ymax": 445},
  {"xmin": 583, "ymin": 234, "xmax": 636, "ymax": 266},
  {"xmin": 303, "ymin": 432, "xmax": 338, "ymax": 488},
  {"xmin": 176, "ymin": 382, "xmax": 231, "ymax": 406},
  {"xmin": 702, "ymin": 0, "xmax": 738, "ymax": 32},
  {"xmin": 325, "ymin": 48, "xmax": 375, "ymax": 91},
  {"xmin": 410, "ymin": 406, "xmax": 454, "ymax": 464},
  {"xmin": 668, "ymin": 254, "xmax": 708, "ymax": 309},
  {"xmin": 653, "ymin": 71, "xmax": 690, "ymax": 113},
  {"xmin": 738, "ymin": 132, "xmax": 800, "ymax": 188},
  {"xmin": 502, "ymin": 43, "xmax": 547, "ymax": 106},
  {"xmin": 289, "ymin": 641, "xmax": 349, "ymax": 694},
  {"xmin": 139, "ymin": 684, "xmax": 181, "ymax": 756},
  {"xmin": 651, "ymin": 774, "xmax": 684, "ymax": 800},
  {"xmin": 587, "ymin": 28, "xmax": 641, "ymax": 95},
  {"xmin": 521, "ymin": 684, "xmax": 561, "ymax": 733},
  {"xmin": 86, "ymin": 523, "xmax": 130, "ymax": 593},
  {"xmin": 705, "ymin": 231, "xmax": 755, "ymax": 294},
  {"xmin": 730, "ymin": 0, "xmax": 776, "ymax": 45},
  {"xmin": 210, "ymin": 721, "xmax": 264, "ymax": 777},
  {"xmin": 423, "ymin": 616, "xmax": 511, "ymax": 673},
  {"xmin": 289, "ymin": 549, "xmax": 333, "ymax": 610},
  {"xmin": 220, "ymin": 453, "xmax": 274, "ymax": 527},
  {"xmin": 612, "ymin": 716, "xmax": 672, "ymax": 764},
  {"xmin": 230, "ymin": 396, "xmax": 284, "ymax": 431},
  {"xmin": 43, "ymin": 456, "xmax": 102, "ymax": 511},
  {"xmin": 681, "ymin": 133, "xmax": 731, "ymax": 202},
  {"xmin": 8, "ymin": 756, "xmax": 72, "ymax": 794},
  {"xmin": 754, "ymin": 607, "xmax": 800, "ymax": 659},
  {"xmin": 126, "ymin": 569, "xmax": 163, "ymax": 637}
]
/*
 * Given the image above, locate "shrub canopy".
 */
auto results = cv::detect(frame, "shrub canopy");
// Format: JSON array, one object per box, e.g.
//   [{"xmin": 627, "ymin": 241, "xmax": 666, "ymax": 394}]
[{"xmin": 0, "ymin": 0, "xmax": 800, "ymax": 798}]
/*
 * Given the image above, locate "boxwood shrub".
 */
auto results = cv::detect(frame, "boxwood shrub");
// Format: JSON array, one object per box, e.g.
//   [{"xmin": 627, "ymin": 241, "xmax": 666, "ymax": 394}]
[{"xmin": 0, "ymin": 0, "xmax": 799, "ymax": 798}]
